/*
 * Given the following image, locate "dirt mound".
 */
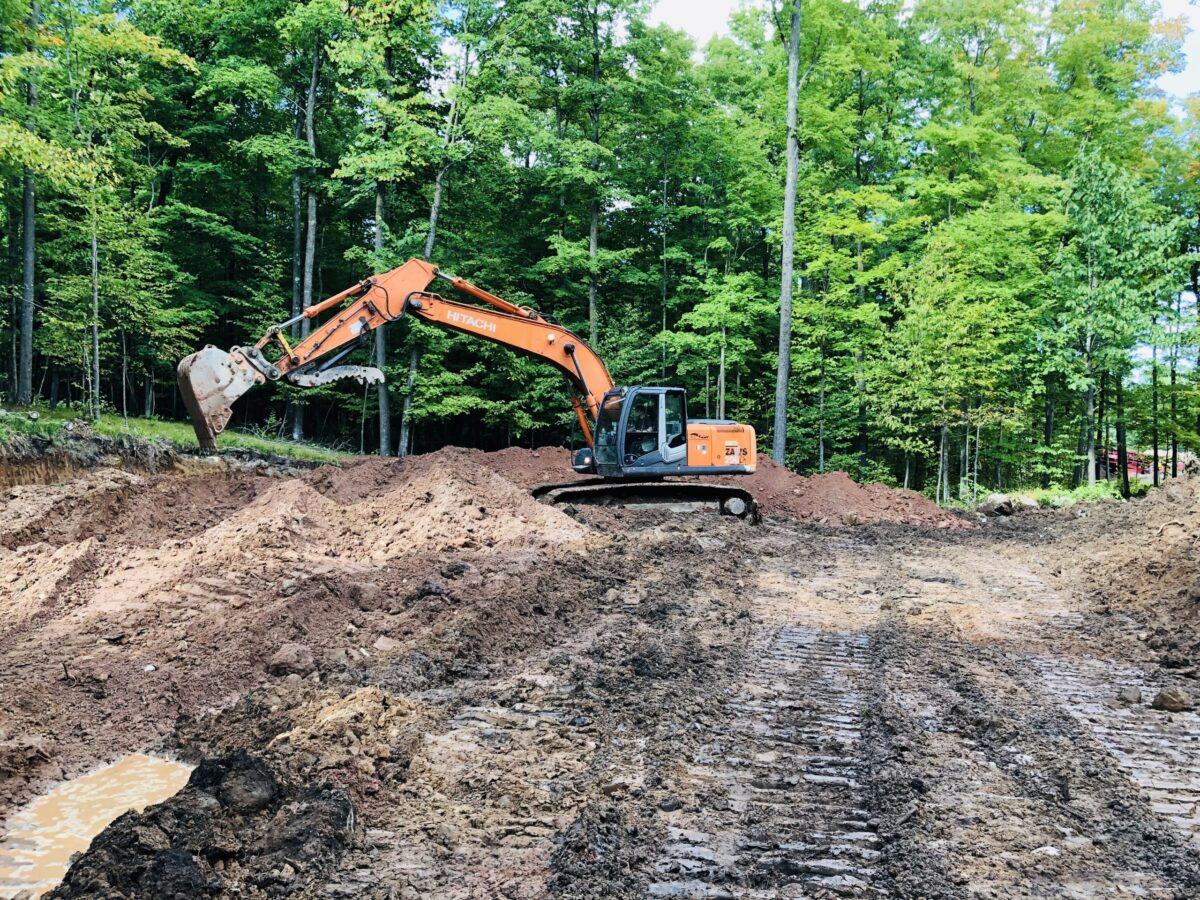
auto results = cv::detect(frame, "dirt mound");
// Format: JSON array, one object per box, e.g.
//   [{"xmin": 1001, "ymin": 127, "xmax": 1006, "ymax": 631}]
[
  {"xmin": 267, "ymin": 687, "xmax": 431, "ymax": 778},
  {"xmin": 446, "ymin": 445, "xmax": 966, "ymax": 528},
  {"xmin": 1066, "ymin": 476, "xmax": 1200, "ymax": 664},
  {"xmin": 738, "ymin": 462, "xmax": 968, "ymax": 528},
  {"xmin": 483, "ymin": 446, "xmax": 576, "ymax": 488},
  {"xmin": 48, "ymin": 750, "xmax": 353, "ymax": 899},
  {"xmin": 303, "ymin": 447, "xmax": 590, "ymax": 555}
]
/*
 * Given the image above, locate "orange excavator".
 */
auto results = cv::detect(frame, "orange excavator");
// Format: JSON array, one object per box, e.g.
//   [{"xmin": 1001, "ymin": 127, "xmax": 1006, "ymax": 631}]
[{"xmin": 177, "ymin": 258, "xmax": 759, "ymax": 519}]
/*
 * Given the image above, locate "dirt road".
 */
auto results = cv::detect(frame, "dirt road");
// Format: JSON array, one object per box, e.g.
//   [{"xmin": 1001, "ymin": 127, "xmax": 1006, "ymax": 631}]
[{"xmin": 3, "ymin": 446, "xmax": 1200, "ymax": 898}]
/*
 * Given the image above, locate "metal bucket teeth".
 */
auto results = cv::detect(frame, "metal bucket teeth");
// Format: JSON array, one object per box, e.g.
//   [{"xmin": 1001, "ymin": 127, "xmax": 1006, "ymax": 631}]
[{"xmin": 176, "ymin": 347, "xmax": 264, "ymax": 451}]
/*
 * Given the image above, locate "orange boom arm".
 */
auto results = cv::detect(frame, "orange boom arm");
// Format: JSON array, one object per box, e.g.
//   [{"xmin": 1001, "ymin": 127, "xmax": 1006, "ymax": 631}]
[{"xmin": 222, "ymin": 258, "xmax": 614, "ymax": 447}]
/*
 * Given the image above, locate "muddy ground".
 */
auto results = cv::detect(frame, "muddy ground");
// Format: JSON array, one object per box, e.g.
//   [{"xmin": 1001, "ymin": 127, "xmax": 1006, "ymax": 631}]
[{"xmin": 3, "ymin": 444, "xmax": 1200, "ymax": 898}]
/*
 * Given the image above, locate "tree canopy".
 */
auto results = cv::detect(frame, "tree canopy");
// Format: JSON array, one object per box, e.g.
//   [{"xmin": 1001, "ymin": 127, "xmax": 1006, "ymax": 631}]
[{"xmin": 2, "ymin": 0, "xmax": 1198, "ymax": 499}]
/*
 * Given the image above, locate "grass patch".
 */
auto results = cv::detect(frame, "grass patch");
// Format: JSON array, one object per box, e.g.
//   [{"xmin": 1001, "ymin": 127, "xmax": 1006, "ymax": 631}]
[
  {"xmin": 1022, "ymin": 479, "xmax": 1147, "ymax": 506},
  {"xmin": 0, "ymin": 404, "xmax": 348, "ymax": 465}
]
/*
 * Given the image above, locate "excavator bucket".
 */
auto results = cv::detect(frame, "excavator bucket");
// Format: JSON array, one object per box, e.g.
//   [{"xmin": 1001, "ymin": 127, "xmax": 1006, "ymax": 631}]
[{"xmin": 177, "ymin": 346, "xmax": 265, "ymax": 451}]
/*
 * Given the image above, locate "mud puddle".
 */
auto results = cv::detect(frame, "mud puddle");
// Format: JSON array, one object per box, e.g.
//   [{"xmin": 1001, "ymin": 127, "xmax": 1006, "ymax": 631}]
[{"xmin": 0, "ymin": 754, "xmax": 192, "ymax": 898}]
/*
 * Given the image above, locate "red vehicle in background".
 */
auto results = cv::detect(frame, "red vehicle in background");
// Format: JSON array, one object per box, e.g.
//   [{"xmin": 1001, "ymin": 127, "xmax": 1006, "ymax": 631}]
[{"xmin": 1099, "ymin": 449, "xmax": 1150, "ymax": 481}]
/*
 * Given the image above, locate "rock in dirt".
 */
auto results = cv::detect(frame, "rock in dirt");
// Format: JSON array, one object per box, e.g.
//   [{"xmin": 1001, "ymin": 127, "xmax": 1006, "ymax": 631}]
[
  {"xmin": 195, "ymin": 753, "xmax": 278, "ymax": 812},
  {"xmin": 979, "ymin": 494, "xmax": 1015, "ymax": 517},
  {"xmin": 1152, "ymin": 686, "xmax": 1193, "ymax": 712},
  {"xmin": 1116, "ymin": 686, "xmax": 1142, "ymax": 704},
  {"xmin": 267, "ymin": 643, "xmax": 316, "ymax": 677},
  {"xmin": 0, "ymin": 733, "xmax": 50, "ymax": 775}
]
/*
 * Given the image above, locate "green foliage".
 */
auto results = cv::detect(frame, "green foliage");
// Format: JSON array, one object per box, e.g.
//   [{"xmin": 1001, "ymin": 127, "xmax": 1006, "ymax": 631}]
[
  {"xmin": 0, "ymin": 0, "xmax": 1196, "ymax": 496},
  {"xmin": 1026, "ymin": 481, "xmax": 1125, "ymax": 507},
  {"xmin": 0, "ymin": 404, "xmax": 345, "ymax": 462}
]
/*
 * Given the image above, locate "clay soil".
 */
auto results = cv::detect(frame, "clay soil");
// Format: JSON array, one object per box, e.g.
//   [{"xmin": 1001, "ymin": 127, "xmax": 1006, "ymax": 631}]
[{"xmin": 4, "ymin": 445, "xmax": 1200, "ymax": 898}]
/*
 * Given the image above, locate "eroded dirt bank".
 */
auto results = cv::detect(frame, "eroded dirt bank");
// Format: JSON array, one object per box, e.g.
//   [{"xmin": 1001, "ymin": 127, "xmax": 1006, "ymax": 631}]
[{"xmin": 3, "ymin": 446, "xmax": 1200, "ymax": 898}]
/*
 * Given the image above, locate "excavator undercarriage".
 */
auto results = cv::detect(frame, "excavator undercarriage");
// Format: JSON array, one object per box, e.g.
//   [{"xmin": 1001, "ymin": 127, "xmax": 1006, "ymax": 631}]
[
  {"xmin": 533, "ymin": 479, "xmax": 759, "ymax": 522},
  {"xmin": 177, "ymin": 259, "xmax": 760, "ymax": 521}
]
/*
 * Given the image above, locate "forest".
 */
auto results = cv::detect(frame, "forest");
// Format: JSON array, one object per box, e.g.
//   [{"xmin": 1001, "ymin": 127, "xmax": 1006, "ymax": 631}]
[{"xmin": 0, "ymin": 0, "xmax": 1197, "ymax": 502}]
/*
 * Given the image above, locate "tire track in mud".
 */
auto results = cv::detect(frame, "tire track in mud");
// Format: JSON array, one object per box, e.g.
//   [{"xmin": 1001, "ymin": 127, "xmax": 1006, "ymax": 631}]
[
  {"xmin": 865, "ymin": 540, "xmax": 1200, "ymax": 898},
  {"xmin": 647, "ymin": 626, "xmax": 878, "ymax": 898},
  {"xmin": 1035, "ymin": 655, "xmax": 1200, "ymax": 849},
  {"xmin": 643, "ymin": 542, "xmax": 886, "ymax": 900}
]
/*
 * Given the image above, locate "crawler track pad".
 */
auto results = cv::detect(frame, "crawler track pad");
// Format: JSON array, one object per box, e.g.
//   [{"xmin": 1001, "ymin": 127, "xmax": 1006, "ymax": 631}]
[{"xmin": 533, "ymin": 479, "xmax": 760, "ymax": 523}]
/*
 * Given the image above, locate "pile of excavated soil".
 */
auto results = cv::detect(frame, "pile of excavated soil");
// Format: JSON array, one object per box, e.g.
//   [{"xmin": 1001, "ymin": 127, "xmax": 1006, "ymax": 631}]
[
  {"xmin": 1062, "ymin": 476, "xmax": 1200, "ymax": 667},
  {"xmin": 732, "ymin": 460, "xmax": 968, "ymax": 528},
  {"xmin": 303, "ymin": 447, "xmax": 590, "ymax": 555},
  {"xmin": 0, "ymin": 444, "xmax": 600, "ymax": 825},
  {"xmin": 469, "ymin": 445, "xmax": 966, "ymax": 528}
]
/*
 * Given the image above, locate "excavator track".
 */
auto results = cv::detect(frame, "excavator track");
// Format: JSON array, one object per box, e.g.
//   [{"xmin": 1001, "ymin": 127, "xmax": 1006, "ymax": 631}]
[{"xmin": 532, "ymin": 479, "xmax": 760, "ymax": 523}]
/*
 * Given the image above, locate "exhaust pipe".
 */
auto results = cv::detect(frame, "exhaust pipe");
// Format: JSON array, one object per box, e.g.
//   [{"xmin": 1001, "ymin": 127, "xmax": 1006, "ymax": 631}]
[{"xmin": 177, "ymin": 346, "xmax": 266, "ymax": 451}]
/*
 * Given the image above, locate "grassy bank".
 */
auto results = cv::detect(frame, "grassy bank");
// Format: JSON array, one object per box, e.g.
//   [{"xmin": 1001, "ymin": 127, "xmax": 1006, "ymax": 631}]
[{"xmin": 0, "ymin": 405, "xmax": 348, "ymax": 465}]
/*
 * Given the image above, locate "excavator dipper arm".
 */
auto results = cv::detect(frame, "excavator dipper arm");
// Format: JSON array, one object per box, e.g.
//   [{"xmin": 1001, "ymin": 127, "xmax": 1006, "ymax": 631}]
[{"xmin": 177, "ymin": 258, "xmax": 615, "ymax": 450}]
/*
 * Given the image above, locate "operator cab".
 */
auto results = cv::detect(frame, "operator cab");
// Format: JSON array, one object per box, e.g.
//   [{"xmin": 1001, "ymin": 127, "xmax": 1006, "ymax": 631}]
[{"xmin": 573, "ymin": 386, "xmax": 757, "ymax": 478}]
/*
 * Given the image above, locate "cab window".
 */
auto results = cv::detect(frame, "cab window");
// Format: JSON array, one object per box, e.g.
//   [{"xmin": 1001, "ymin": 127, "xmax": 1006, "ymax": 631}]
[
  {"xmin": 665, "ymin": 391, "xmax": 686, "ymax": 448},
  {"xmin": 624, "ymin": 392, "xmax": 659, "ymax": 461},
  {"xmin": 594, "ymin": 392, "xmax": 623, "ymax": 466}
]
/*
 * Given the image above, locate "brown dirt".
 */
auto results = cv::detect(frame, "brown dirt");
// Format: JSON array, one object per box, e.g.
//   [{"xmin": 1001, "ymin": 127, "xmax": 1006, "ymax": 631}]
[
  {"xmin": 447, "ymin": 444, "xmax": 970, "ymax": 528},
  {"xmin": 5, "ymin": 447, "xmax": 1200, "ymax": 899},
  {"xmin": 730, "ymin": 459, "xmax": 970, "ymax": 527}
]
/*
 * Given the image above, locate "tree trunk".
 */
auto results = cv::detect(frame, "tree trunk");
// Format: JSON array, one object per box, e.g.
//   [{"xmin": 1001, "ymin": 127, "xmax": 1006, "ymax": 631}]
[
  {"xmin": 661, "ymin": 165, "xmax": 668, "ymax": 381},
  {"xmin": 855, "ymin": 234, "xmax": 867, "ymax": 481},
  {"xmin": 959, "ymin": 402, "xmax": 969, "ymax": 499},
  {"xmin": 1152, "ymin": 339, "xmax": 1159, "ymax": 486},
  {"xmin": 18, "ymin": 1, "xmax": 38, "ymax": 407},
  {"xmin": 857, "ymin": 349, "xmax": 867, "ymax": 482},
  {"xmin": 396, "ymin": 345, "xmax": 418, "ymax": 457},
  {"xmin": 771, "ymin": 0, "xmax": 802, "ymax": 464},
  {"xmin": 817, "ymin": 353, "xmax": 825, "ymax": 474},
  {"xmin": 1172, "ymin": 293, "xmax": 1180, "ymax": 477},
  {"xmin": 397, "ymin": 159, "xmax": 448, "ymax": 459},
  {"xmin": 374, "ymin": 182, "xmax": 391, "ymax": 455},
  {"xmin": 1116, "ymin": 375, "xmax": 1130, "ymax": 499},
  {"xmin": 1085, "ymin": 382, "xmax": 1096, "ymax": 488},
  {"xmin": 972, "ymin": 421, "xmax": 980, "ymax": 506},
  {"xmin": 120, "ymin": 329, "xmax": 128, "ymax": 424},
  {"xmin": 994, "ymin": 423, "xmax": 1003, "ymax": 490},
  {"xmin": 588, "ymin": 198, "xmax": 599, "ymax": 346},
  {"xmin": 705, "ymin": 366, "xmax": 711, "ymax": 418},
  {"xmin": 7, "ymin": 199, "xmax": 16, "ymax": 400},
  {"xmin": 143, "ymin": 374, "xmax": 153, "ymax": 417},
  {"xmin": 587, "ymin": 12, "xmax": 601, "ymax": 347},
  {"xmin": 1042, "ymin": 376, "xmax": 1055, "ymax": 489},
  {"xmin": 292, "ymin": 37, "xmax": 322, "ymax": 443},
  {"xmin": 291, "ymin": 111, "xmax": 303, "ymax": 334},
  {"xmin": 1072, "ymin": 407, "xmax": 1087, "ymax": 488},
  {"xmin": 424, "ymin": 164, "xmax": 447, "ymax": 260},
  {"xmin": 717, "ymin": 325, "xmax": 726, "ymax": 419},
  {"xmin": 90, "ymin": 221, "xmax": 99, "ymax": 421},
  {"xmin": 285, "ymin": 105, "xmax": 303, "ymax": 436},
  {"xmin": 937, "ymin": 423, "xmax": 949, "ymax": 506}
]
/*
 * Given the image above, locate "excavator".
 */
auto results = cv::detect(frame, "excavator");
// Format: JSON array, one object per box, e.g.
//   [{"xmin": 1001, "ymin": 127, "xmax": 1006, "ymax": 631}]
[{"xmin": 176, "ymin": 258, "xmax": 759, "ymax": 520}]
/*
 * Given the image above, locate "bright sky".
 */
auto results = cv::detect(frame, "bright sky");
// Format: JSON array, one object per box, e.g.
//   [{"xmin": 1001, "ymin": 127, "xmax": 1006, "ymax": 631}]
[{"xmin": 649, "ymin": 0, "xmax": 1200, "ymax": 106}]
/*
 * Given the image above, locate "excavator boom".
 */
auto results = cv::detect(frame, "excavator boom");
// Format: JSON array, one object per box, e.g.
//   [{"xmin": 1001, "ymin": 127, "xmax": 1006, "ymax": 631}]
[
  {"xmin": 177, "ymin": 258, "xmax": 757, "ymax": 519},
  {"xmin": 178, "ymin": 259, "xmax": 612, "ymax": 451}
]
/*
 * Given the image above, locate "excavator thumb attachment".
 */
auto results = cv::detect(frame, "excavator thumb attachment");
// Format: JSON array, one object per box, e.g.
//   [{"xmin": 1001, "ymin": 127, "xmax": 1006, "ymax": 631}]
[{"xmin": 177, "ymin": 346, "xmax": 267, "ymax": 451}]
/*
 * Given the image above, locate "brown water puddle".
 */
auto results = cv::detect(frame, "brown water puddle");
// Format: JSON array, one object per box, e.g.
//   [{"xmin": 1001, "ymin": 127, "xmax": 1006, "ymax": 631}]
[{"xmin": 0, "ymin": 753, "xmax": 192, "ymax": 898}]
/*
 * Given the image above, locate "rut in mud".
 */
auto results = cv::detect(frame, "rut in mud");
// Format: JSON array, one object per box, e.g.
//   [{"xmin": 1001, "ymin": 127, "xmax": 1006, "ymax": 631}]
[{"xmin": 3, "ymin": 445, "xmax": 1200, "ymax": 898}]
